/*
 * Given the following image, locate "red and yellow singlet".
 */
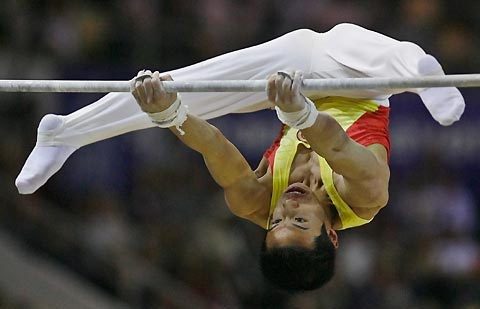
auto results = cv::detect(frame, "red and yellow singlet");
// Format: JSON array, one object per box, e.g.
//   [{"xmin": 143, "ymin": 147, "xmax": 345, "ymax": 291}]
[{"xmin": 263, "ymin": 97, "xmax": 390, "ymax": 230}]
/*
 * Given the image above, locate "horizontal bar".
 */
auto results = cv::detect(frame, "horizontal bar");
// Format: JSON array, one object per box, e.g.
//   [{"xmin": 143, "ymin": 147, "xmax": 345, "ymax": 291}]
[{"xmin": 1, "ymin": 74, "xmax": 480, "ymax": 93}]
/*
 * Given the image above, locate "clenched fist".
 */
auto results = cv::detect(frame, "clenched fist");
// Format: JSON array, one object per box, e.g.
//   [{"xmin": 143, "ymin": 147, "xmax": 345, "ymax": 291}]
[
  {"xmin": 266, "ymin": 70, "xmax": 306, "ymax": 112},
  {"xmin": 130, "ymin": 70, "xmax": 178, "ymax": 113}
]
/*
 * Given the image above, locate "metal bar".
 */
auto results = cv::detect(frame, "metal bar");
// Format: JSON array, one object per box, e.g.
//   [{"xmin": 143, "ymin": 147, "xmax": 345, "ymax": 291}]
[{"xmin": 1, "ymin": 74, "xmax": 480, "ymax": 93}]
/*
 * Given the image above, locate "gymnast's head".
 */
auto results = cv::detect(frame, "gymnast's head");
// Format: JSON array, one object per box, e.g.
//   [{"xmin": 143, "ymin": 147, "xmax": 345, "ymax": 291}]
[{"xmin": 260, "ymin": 183, "xmax": 338, "ymax": 292}]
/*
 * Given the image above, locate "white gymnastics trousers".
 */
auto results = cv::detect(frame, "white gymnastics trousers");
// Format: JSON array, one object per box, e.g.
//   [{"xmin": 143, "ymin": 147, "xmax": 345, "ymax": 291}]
[
  {"xmin": 42, "ymin": 23, "xmax": 435, "ymax": 148},
  {"xmin": 16, "ymin": 23, "xmax": 465, "ymax": 194}
]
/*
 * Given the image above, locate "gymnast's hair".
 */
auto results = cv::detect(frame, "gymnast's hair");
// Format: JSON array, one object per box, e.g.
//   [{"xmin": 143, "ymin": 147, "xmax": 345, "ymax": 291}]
[{"xmin": 259, "ymin": 225, "xmax": 335, "ymax": 292}]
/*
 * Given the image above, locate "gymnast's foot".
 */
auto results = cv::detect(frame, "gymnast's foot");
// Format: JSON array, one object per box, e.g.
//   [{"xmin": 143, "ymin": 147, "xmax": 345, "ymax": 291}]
[
  {"xmin": 15, "ymin": 114, "xmax": 77, "ymax": 194},
  {"xmin": 417, "ymin": 54, "xmax": 465, "ymax": 126}
]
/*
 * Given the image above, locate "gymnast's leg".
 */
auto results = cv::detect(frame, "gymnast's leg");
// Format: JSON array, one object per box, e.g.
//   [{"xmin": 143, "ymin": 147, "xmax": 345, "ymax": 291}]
[
  {"xmin": 15, "ymin": 29, "xmax": 316, "ymax": 194},
  {"xmin": 311, "ymin": 23, "xmax": 464, "ymax": 125}
]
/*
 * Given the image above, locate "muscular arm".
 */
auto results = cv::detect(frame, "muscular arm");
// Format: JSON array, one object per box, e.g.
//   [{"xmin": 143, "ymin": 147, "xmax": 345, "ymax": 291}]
[
  {"xmin": 131, "ymin": 72, "xmax": 271, "ymax": 227},
  {"xmin": 300, "ymin": 113, "xmax": 390, "ymax": 209},
  {"xmin": 169, "ymin": 115, "xmax": 271, "ymax": 226}
]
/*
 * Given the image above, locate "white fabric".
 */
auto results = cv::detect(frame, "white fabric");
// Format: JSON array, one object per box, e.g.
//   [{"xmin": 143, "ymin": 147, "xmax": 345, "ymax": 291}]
[
  {"xmin": 417, "ymin": 55, "xmax": 465, "ymax": 125},
  {"xmin": 35, "ymin": 24, "xmax": 452, "ymax": 148},
  {"xmin": 275, "ymin": 97, "xmax": 318, "ymax": 129},
  {"xmin": 146, "ymin": 96, "xmax": 182, "ymax": 123},
  {"xmin": 16, "ymin": 23, "xmax": 465, "ymax": 194},
  {"xmin": 146, "ymin": 95, "xmax": 189, "ymax": 135}
]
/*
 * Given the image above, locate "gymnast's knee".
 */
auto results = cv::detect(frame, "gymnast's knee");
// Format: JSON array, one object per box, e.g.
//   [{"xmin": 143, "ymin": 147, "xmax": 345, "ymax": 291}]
[{"xmin": 280, "ymin": 28, "xmax": 318, "ymax": 44}]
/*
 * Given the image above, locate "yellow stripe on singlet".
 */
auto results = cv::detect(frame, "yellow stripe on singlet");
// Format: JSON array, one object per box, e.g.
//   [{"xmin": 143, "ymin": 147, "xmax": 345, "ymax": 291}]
[{"xmin": 319, "ymin": 157, "xmax": 372, "ymax": 229}]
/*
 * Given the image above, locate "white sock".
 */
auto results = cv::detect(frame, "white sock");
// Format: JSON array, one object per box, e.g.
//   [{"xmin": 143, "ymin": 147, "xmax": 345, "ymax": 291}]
[
  {"xmin": 417, "ymin": 55, "xmax": 465, "ymax": 126},
  {"xmin": 15, "ymin": 92, "xmax": 156, "ymax": 194},
  {"xmin": 16, "ymin": 114, "xmax": 77, "ymax": 194}
]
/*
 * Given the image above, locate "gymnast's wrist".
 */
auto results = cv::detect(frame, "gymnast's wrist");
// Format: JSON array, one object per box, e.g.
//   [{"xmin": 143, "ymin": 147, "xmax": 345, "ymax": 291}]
[
  {"xmin": 275, "ymin": 97, "xmax": 318, "ymax": 130},
  {"xmin": 146, "ymin": 94, "xmax": 189, "ymax": 135}
]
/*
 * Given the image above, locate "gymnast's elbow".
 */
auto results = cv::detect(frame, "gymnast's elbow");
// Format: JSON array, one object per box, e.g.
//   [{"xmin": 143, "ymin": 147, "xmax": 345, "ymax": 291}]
[
  {"xmin": 225, "ymin": 198, "xmax": 261, "ymax": 222},
  {"xmin": 377, "ymin": 190, "xmax": 389, "ymax": 209},
  {"xmin": 223, "ymin": 185, "xmax": 270, "ymax": 223},
  {"xmin": 359, "ymin": 179, "xmax": 390, "ymax": 210},
  {"xmin": 372, "ymin": 182, "xmax": 390, "ymax": 209},
  {"xmin": 359, "ymin": 190, "xmax": 389, "ymax": 219}
]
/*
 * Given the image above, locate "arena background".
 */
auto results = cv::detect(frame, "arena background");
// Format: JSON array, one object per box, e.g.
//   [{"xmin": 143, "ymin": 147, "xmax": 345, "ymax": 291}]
[{"xmin": 0, "ymin": 0, "xmax": 479, "ymax": 308}]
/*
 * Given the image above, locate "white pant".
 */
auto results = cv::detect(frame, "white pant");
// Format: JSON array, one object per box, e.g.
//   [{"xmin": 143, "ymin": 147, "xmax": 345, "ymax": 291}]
[{"xmin": 47, "ymin": 23, "xmax": 426, "ymax": 148}]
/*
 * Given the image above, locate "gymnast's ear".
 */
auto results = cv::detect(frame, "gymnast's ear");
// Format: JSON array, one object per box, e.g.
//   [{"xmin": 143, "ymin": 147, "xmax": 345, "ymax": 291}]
[{"xmin": 327, "ymin": 228, "xmax": 339, "ymax": 249}]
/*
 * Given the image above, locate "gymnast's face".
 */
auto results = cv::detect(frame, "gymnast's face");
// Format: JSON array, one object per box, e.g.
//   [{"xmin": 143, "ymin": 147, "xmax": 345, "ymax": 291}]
[{"xmin": 265, "ymin": 183, "xmax": 338, "ymax": 249}]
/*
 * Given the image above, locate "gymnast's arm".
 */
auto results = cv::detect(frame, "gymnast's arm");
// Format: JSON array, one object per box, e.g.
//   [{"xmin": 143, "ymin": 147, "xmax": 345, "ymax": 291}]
[
  {"xmin": 131, "ymin": 72, "xmax": 271, "ymax": 227},
  {"xmin": 301, "ymin": 114, "xmax": 390, "ymax": 211},
  {"xmin": 169, "ymin": 115, "xmax": 271, "ymax": 226}
]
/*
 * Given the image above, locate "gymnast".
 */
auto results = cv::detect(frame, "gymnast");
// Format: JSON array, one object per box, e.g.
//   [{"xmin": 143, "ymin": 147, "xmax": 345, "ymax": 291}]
[{"xmin": 16, "ymin": 23, "xmax": 464, "ymax": 291}]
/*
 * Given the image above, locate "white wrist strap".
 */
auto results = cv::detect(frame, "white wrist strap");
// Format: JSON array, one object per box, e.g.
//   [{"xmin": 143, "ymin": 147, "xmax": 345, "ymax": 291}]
[
  {"xmin": 147, "ymin": 94, "xmax": 189, "ymax": 135},
  {"xmin": 275, "ymin": 97, "xmax": 318, "ymax": 129}
]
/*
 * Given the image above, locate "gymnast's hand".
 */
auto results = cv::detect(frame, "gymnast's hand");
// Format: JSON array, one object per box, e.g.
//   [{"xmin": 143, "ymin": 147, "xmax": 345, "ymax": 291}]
[
  {"xmin": 130, "ymin": 70, "xmax": 178, "ymax": 113},
  {"xmin": 267, "ymin": 70, "xmax": 305, "ymax": 112}
]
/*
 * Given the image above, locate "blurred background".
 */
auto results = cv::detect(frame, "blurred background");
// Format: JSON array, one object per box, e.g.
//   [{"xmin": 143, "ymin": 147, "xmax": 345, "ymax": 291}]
[{"xmin": 0, "ymin": 0, "xmax": 479, "ymax": 308}]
